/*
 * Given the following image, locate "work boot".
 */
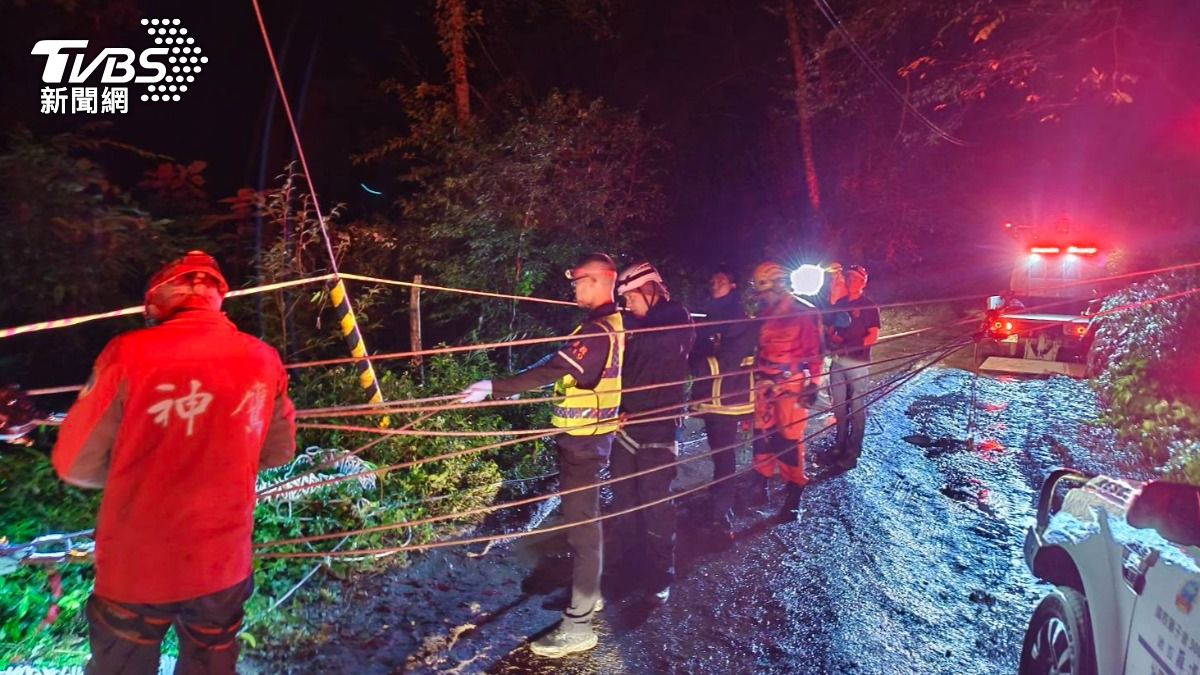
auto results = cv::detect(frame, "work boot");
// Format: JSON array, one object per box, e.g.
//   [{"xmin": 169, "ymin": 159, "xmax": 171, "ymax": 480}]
[
  {"xmin": 717, "ymin": 508, "xmax": 737, "ymax": 541},
  {"xmin": 836, "ymin": 451, "xmax": 860, "ymax": 471},
  {"xmin": 744, "ymin": 473, "xmax": 771, "ymax": 512},
  {"xmin": 529, "ymin": 621, "xmax": 598, "ymax": 659},
  {"xmin": 774, "ymin": 483, "xmax": 806, "ymax": 523}
]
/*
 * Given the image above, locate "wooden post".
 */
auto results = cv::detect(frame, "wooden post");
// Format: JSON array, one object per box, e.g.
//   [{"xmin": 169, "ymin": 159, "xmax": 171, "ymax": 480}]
[{"xmin": 410, "ymin": 275, "xmax": 423, "ymax": 370}]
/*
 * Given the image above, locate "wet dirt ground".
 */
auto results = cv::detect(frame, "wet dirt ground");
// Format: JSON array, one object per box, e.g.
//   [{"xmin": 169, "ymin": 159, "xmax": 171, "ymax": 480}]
[{"xmin": 247, "ymin": 303, "xmax": 1137, "ymax": 674}]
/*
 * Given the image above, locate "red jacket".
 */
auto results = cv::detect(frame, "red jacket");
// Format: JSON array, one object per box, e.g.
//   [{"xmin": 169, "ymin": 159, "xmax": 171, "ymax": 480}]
[
  {"xmin": 757, "ymin": 297, "xmax": 823, "ymax": 378},
  {"xmin": 52, "ymin": 310, "xmax": 296, "ymax": 604}
]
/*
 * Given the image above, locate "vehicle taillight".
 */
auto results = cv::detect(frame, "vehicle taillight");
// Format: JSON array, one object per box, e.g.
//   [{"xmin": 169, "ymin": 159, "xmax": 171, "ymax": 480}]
[
  {"xmin": 1005, "ymin": 321, "xmax": 1014, "ymax": 332},
  {"xmin": 1075, "ymin": 325, "xmax": 1087, "ymax": 336}
]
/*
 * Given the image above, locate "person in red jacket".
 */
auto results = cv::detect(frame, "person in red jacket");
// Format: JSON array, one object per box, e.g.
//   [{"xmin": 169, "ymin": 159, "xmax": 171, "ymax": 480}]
[
  {"xmin": 52, "ymin": 251, "xmax": 296, "ymax": 675},
  {"xmin": 749, "ymin": 261, "xmax": 823, "ymax": 521}
]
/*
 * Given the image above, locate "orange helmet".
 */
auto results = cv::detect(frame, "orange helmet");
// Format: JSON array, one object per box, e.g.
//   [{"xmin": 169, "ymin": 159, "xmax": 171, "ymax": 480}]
[{"xmin": 752, "ymin": 261, "xmax": 789, "ymax": 293}]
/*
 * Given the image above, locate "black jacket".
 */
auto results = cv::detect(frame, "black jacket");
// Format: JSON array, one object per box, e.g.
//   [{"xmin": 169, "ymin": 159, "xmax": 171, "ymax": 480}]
[
  {"xmin": 689, "ymin": 292, "xmax": 757, "ymax": 411},
  {"xmin": 621, "ymin": 299, "xmax": 694, "ymax": 442},
  {"xmin": 492, "ymin": 303, "xmax": 618, "ymax": 398}
]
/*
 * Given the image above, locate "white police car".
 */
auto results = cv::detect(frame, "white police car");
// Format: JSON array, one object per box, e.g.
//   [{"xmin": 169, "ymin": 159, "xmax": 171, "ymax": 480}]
[{"xmin": 1021, "ymin": 469, "xmax": 1200, "ymax": 674}]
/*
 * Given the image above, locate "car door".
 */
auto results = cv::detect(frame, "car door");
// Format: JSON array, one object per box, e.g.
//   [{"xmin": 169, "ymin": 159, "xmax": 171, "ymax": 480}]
[{"xmin": 1123, "ymin": 549, "xmax": 1200, "ymax": 675}]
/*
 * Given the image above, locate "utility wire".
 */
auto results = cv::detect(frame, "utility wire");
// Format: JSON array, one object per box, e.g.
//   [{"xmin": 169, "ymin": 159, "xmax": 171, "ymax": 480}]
[{"xmin": 811, "ymin": 0, "xmax": 970, "ymax": 146}]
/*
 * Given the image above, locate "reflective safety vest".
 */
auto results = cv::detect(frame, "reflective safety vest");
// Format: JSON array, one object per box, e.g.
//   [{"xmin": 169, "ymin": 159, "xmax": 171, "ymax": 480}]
[
  {"xmin": 551, "ymin": 312, "xmax": 624, "ymax": 436},
  {"xmin": 693, "ymin": 355, "xmax": 756, "ymax": 416}
]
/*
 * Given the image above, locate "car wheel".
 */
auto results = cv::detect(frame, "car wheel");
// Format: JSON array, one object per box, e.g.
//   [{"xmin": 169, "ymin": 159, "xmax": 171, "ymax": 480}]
[{"xmin": 1019, "ymin": 587, "xmax": 1096, "ymax": 675}]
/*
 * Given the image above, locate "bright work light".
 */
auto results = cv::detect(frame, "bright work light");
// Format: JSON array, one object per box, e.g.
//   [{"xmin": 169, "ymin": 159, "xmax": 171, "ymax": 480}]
[{"xmin": 790, "ymin": 264, "xmax": 825, "ymax": 296}]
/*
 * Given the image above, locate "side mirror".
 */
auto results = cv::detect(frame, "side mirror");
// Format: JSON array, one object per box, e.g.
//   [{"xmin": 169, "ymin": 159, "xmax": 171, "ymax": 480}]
[
  {"xmin": 987, "ymin": 295, "xmax": 1005, "ymax": 311},
  {"xmin": 1127, "ymin": 481, "xmax": 1200, "ymax": 548}
]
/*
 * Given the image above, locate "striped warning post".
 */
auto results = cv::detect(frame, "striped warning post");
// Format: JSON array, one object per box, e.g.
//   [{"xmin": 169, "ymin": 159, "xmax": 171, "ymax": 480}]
[{"xmin": 329, "ymin": 279, "xmax": 389, "ymax": 426}]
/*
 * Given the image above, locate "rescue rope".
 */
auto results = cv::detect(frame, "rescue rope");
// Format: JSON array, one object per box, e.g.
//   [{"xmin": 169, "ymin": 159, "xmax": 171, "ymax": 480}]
[
  {"xmin": 0, "ymin": 274, "xmax": 335, "ymax": 340},
  {"xmin": 256, "ymin": 341, "xmax": 958, "ymax": 550},
  {"xmin": 256, "ymin": 337, "xmax": 961, "ymax": 505},
  {"xmin": 254, "ymin": 410, "xmax": 440, "ymax": 497},
  {"xmin": 20, "ymin": 300, "xmax": 965, "ymax": 400},
  {"xmin": 257, "ymin": 340, "xmax": 965, "ymax": 558},
  {"xmin": 292, "ymin": 339, "xmax": 967, "ymax": 420}
]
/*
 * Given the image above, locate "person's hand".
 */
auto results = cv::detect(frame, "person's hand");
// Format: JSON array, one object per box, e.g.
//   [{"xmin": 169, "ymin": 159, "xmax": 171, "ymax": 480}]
[{"xmin": 459, "ymin": 380, "xmax": 493, "ymax": 403}]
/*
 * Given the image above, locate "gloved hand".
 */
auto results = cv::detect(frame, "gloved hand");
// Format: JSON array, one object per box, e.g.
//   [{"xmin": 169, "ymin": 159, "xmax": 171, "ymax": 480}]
[{"xmin": 459, "ymin": 380, "xmax": 493, "ymax": 403}]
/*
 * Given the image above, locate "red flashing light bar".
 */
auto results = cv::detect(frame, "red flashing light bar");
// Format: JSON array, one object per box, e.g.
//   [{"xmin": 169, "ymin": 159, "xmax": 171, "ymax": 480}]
[{"xmin": 1028, "ymin": 245, "xmax": 1099, "ymax": 255}]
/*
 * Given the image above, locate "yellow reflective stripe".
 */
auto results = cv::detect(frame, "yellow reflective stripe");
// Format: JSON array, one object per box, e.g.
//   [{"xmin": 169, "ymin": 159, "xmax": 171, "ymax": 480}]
[
  {"xmin": 698, "ymin": 353, "xmax": 756, "ymax": 414},
  {"xmin": 552, "ymin": 313, "xmax": 623, "ymax": 436},
  {"xmin": 708, "ymin": 356, "xmax": 722, "ymax": 407}
]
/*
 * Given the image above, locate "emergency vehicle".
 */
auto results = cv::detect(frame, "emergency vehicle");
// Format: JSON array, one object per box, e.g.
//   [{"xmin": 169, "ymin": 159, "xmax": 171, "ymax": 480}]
[
  {"xmin": 975, "ymin": 222, "xmax": 1115, "ymax": 377},
  {"xmin": 1020, "ymin": 469, "xmax": 1200, "ymax": 674}
]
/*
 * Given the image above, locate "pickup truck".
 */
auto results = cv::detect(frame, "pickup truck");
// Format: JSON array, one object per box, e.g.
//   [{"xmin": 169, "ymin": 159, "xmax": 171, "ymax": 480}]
[{"xmin": 1021, "ymin": 469, "xmax": 1200, "ymax": 674}]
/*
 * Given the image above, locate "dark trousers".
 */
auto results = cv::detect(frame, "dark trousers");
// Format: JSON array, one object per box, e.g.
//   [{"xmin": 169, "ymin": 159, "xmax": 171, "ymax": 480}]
[
  {"xmin": 85, "ymin": 576, "xmax": 253, "ymax": 675},
  {"xmin": 610, "ymin": 433, "xmax": 677, "ymax": 589},
  {"xmin": 556, "ymin": 433, "xmax": 612, "ymax": 629},
  {"xmin": 704, "ymin": 414, "xmax": 747, "ymax": 516},
  {"xmin": 831, "ymin": 357, "xmax": 870, "ymax": 459}
]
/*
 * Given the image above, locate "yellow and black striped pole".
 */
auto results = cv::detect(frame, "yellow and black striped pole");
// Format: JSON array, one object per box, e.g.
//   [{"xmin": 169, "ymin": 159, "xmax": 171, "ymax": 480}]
[{"xmin": 329, "ymin": 278, "xmax": 390, "ymax": 427}]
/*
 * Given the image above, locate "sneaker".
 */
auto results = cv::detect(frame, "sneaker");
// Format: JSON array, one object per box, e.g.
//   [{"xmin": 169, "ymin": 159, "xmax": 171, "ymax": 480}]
[{"xmin": 529, "ymin": 622, "xmax": 599, "ymax": 658}]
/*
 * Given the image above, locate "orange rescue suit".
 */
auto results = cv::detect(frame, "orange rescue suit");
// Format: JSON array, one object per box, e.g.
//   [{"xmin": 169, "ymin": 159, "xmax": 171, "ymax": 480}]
[{"xmin": 753, "ymin": 296, "xmax": 823, "ymax": 486}]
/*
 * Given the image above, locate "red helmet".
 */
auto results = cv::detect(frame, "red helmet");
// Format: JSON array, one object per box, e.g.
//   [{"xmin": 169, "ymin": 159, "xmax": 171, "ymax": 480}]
[{"xmin": 144, "ymin": 251, "xmax": 228, "ymax": 304}]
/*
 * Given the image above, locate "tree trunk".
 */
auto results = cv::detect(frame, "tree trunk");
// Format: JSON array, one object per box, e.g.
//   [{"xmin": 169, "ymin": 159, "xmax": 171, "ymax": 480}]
[
  {"xmin": 437, "ymin": 0, "xmax": 471, "ymax": 125},
  {"xmin": 783, "ymin": 0, "xmax": 822, "ymax": 217}
]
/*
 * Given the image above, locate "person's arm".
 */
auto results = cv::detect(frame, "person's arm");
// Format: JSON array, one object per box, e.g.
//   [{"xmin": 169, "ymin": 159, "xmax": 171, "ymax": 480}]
[
  {"xmin": 491, "ymin": 326, "xmax": 612, "ymax": 397},
  {"xmin": 490, "ymin": 352, "xmax": 576, "ymax": 398},
  {"xmin": 259, "ymin": 361, "xmax": 297, "ymax": 469},
  {"xmin": 864, "ymin": 306, "xmax": 882, "ymax": 347},
  {"xmin": 52, "ymin": 342, "xmax": 124, "ymax": 489}
]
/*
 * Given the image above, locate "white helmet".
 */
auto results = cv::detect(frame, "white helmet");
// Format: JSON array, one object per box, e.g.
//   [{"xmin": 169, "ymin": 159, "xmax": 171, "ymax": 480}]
[{"xmin": 616, "ymin": 261, "xmax": 665, "ymax": 296}]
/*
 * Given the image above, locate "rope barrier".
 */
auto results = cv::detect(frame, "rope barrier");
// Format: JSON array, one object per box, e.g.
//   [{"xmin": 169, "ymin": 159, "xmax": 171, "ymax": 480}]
[
  {"xmin": 252, "ymin": 278, "xmax": 1200, "ymax": 534},
  {"xmin": 256, "ymin": 336, "xmax": 963, "ymax": 502},
  {"xmin": 337, "ymin": 273, "xmax": 575, "ymax": 307},
  {"xmin": 0, "ymin": 274, "xmax": 338, "ymax": 341},
  {"xmin": 254, "ymin": 410, "xmax": 441, "ymax": 497},
  {"xmin": 291, "ymin": 339, "xmax": 967, "ymax": 420},
  {"xmin": 7, "ymin": 254, "xmax": 1197, "ymax": 351},
  {"xmin": 255, "ymin": 339, "xmax": 960, "ymax": 550},
  {"xmin": 21, "ymin": 296, "xmax": 963, "ymax": 399},
  {"xmin": 22, "ymin": 256, "xmax": 1200, "ymax": 400},
  {"xmin": 256, "ymin": 341, "xmax": 964, "ymax": 558}
]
